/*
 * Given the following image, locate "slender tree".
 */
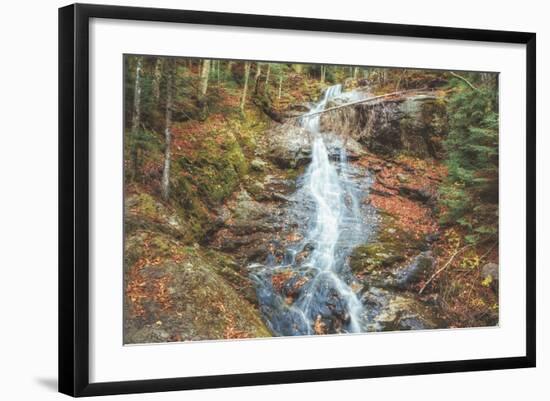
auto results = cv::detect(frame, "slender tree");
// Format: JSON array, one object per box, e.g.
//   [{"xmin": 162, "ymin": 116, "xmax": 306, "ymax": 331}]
[
  {"xmin": 152, "ymin": 58, "xmax": 163, "ymax": 102},
  {"xmin": 278, "ymin": 70, "xmax": 284, "ymax": 100},
  {"xmin": 131, "ymin": 58, "xmax": 142, "ymax": 136},
  {"xmin": 199, "ymin": 59, "xmax": 211, "ymax": 98},
  {"xmin": 130, "ymin": 57, "xmax": 143, "ymax": 181},
  {"xmin": 240, "ymin": 61, "xmax": 251, "ymax": 113},
  {"xmin": 320, "ymin": 65, "xmax": 326, "ymax": 84},
  {"xmin": 226, "ymin": 61, "xmax": 234, "ymax": 76},
  {"xmin": 253, "ymin": 62, "xmax": 262, "ymax": 93},
  {"xmin": 161, "ymin": 60, "xmax": 175, "ymax": 201},
  {"xmin": 264, "ymin": 64, "xmax": 271, "ymax": 95}
]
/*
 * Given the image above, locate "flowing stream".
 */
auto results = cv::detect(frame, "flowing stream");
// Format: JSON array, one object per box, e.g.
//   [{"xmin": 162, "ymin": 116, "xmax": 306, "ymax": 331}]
[{"xmin": 251, "ymin": 85, "xmax": 377, "ymax": 336}]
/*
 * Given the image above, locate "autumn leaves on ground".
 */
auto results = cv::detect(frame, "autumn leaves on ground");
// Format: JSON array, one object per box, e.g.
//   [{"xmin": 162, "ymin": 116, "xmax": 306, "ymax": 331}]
[{"xmin": 124, "ymin": 56, "xmax": 499, "ymax": 343}]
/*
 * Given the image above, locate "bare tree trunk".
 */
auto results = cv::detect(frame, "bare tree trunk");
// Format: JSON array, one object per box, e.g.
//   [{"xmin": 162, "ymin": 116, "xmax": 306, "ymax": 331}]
[
  {"xmin": 320, "ymin": 65, "xmax": 325, "ymax": 84},
  {"xmin": 240, "ymin": 61, "xmax": 251, "ymax": 113},
  {"xmin": 199, "ymin": 59, "xmax": 211, "ymax": 98},
  {"xmin": 130, "ymin": 57, "xmax": 143, "ymax": 181},
  {"xmin": 131, "ymin": 57, "xmax": 142, "ymax": 134},
  {"xmin": 353, "ymin": 67, "xmax": 359, "ymax": 80},
  {"xmin": 161, "ymin": 60, "xmax": 174, "ymax": 201},
  {"xmin": 226, "ymin": 61, "xmax": 234, "ymax": 76},
  {"xmin": 278, "ymin": 71, "xmax": 284, "ymax": 100},
  {"xmin": 216, "ymin": 60, "xmax": 220, "ymax": 85},
  {"xmin": 152, "ymin": 58, "xmax": 163, "ymax": 102},
  {"xmin": 264, "ymin": 64, "xmax": 271, "ymax": 95},
  {"xmin": 253, "ymin": 62, "xmax": 262, "ymax": 93}
]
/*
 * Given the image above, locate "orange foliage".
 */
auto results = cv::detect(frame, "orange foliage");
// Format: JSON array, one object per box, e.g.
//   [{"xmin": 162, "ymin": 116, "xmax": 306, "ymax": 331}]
[
  {"xmin": 370, "ymin": 195, "xmax": 438, "ymax": 238},
  {"xmin": 271, "ymin": 270, "xmax": 295, "ymax": 292}
]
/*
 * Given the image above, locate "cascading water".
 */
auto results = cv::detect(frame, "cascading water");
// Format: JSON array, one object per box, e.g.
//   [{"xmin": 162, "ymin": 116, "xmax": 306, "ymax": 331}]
[{"xmin": 251, "ymin": 84, "xmax": 376, "ymax": 336}]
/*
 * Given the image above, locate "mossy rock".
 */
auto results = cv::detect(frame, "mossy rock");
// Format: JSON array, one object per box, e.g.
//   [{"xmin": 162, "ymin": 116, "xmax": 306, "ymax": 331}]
[
  {"xmin": 125, "ymin": 193, "xmax": 191, "ymax": 241},
  {"xmin": 349, "ymin": 242, "xmax": 407, "ymax": 273},
  {"xmin": 124, "ymin": 260, "xmax": 271, "ymax": 343},
  {"xmin": 124, "ymin": 227, "xmax": 271, "ymax": 343}
]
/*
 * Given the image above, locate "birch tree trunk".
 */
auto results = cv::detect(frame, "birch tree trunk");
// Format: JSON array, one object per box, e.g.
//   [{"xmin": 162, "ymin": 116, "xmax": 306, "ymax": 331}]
[
  {"xmin": 253, "ymin": 62, "xmax": 262, "ymax": 93},
  {"xmin": 131, "ymin": 57, "xmax": 142, "ymax": 135},
  {"xmin": 240, "ymin": 61, "xmax": 251, "ymax": 113},
  {"xmin": 320, "ymin": 66, "xmax": 325, "ymax": 84},
  {"xmin": 152, "ymin": 58, "xmax": 163, "ymax": 102},
  {"xmin": 278, "ymin": 71, "xmax": 284, "ymax": 100},
  {"xmin": 264, "ymin": 64, "xmax": 271, "ymax": 95},
  {"xmin": 161, "ymin": 60, "xmax": 174, "ymax": 201},
  {"xmin": 131, "ymin": 57, "xmax": 143, "ymax": 181},
  {"xmin": 199, "ymin": 59, "xmax": 211, "ymax": 98},
  {"xmin": 226, "ymin": 61, "xmax": 234, "ymax": 76}
]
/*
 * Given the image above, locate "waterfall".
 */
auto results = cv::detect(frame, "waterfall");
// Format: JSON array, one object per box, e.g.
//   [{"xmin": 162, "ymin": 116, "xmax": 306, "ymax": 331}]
[{"xmin": 251, "ymin": 84, "xmax": 374, "ymax": 336}]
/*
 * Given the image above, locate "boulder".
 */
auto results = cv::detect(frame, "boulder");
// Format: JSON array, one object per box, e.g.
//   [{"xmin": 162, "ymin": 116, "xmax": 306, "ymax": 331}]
[
  {"xmin": 265, "ymin": 124, "xmax": 312, "ymax": 168},
  {"xmin": 319, "ymin": 94, "xmax": 448, "ymax": 158},
  {"xmin": 481, "ymin": 262, "xmax": 499, "ymax": 292},
  {"xmin": 361, "ymin": 287, "xmax": 443, "ymax": 331},
  {"xmin": 392, "ymin": 252, "xmax": 435, "ymax": 289},
  {"xmin": 124, "ymin": 226, "xmax": 271, "ymax": 344},
  {"xmin": 124, "ymin": 259, "xmax": 270, "ymax": 343}
]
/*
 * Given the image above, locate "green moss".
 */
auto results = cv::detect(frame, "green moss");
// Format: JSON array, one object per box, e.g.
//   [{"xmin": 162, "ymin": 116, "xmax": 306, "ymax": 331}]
[
  {"xmin": 350, "ymin": 214, "xmax": 428, "ymax": 274},
  {"xmin": 350, "ymin": 242, "xmax": 406, "ymax": 273},
  {"xmin": 133, "ymin": 193, "xmax": 162, "ymax": 220}
]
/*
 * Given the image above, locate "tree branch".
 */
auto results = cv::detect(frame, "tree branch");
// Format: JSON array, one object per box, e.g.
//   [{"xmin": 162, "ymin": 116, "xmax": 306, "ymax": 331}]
[
  {"xmin": 449, "ymin": 71, "xmax": 479, "ymax": 91},
  {"xmin": 293, "ymin": 88, "xmax": 432, "ymax": 119},
  {"xmin": 419, "ymin": 245, "xmax": 472, "ymax": 295}
]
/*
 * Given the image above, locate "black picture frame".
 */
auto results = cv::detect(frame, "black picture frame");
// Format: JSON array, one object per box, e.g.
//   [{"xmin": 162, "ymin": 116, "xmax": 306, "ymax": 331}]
[{"xmin": 59, "ymin": 3, "xmax": 536, "ymax": 397}]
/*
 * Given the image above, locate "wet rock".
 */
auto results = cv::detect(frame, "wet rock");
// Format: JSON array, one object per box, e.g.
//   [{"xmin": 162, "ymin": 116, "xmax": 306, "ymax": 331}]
[
  {"xmin": 319, "ymin": 94, "xmax": 448, "ymax": 158},
  {"xmin": 265, "ymin": 122, "xmax": 367, "ymax": 168},
  {"xmin": 265, "ymin": 124, "xmax": 313, "ymax": 168},
  {"xmin": 271, "ymin": 192, "xmax": 291, "ymax": 202},
  {"xmin": 361, "ymin": 287, "xmax": 443, "ymax": 331}
]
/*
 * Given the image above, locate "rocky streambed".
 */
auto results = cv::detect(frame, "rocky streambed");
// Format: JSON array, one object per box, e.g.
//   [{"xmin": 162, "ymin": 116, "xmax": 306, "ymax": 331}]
[{"xmin": 209, "ymin": 87, "xmax": 450, "ymax": 335}]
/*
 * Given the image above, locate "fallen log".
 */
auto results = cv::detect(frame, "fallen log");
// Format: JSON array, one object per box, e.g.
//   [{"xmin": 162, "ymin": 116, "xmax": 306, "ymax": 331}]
[{"xmin": 290, "ymin": 88, "xmax": 433, "ymax": 119}]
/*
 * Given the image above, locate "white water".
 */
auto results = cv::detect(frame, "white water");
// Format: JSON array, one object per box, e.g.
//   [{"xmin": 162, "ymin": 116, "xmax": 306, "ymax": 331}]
[
  {"xmin": 296, "ymin": 84, "xmax": 363, "ymax": 332},
  {"xmin": 251, "ymin": 84, "xmax": 374, "ymax": 336}
]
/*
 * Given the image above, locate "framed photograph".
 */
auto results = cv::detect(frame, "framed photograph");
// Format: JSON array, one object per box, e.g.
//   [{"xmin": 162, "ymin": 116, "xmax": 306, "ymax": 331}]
[{"xmin": 59, "ymin": 3, "xmax": 536, "ymax": 397}]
